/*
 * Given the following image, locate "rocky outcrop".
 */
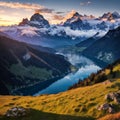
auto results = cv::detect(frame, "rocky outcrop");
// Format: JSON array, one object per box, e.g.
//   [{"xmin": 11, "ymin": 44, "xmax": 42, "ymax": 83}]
[
  {"xmin": 105, "ymin": 91, "xmax": 120, "ymax": 104},
  {"xmin": 97, "ymin": 103, "xmax": 114, "ymax": 113},
  {"xmin": 97, "ymin": 90, "xmax": 120, "ymax": 113},
  {"xmin": 5, "ymin": 107, "xmax": 29, "ymax": 117}
]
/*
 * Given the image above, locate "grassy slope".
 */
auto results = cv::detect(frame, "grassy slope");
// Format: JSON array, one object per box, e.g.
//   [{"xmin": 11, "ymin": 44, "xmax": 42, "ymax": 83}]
[{"xmin": 0, "ymin": 78, "xmax": 120, "ymax": 120}]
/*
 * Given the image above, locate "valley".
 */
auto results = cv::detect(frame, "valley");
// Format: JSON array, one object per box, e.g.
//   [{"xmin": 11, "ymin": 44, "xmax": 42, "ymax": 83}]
[
  {"xmin": 0, "ymin": 2, "xmax": 120, "ymax": 120},
  {"xmin": 0, "ymin": 34, "xmax": 71, "ymax": 95}
]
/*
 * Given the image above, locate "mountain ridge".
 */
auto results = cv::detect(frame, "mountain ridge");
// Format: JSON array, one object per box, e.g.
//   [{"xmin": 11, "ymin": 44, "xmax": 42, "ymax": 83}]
[
  {"xmin": 0, "ymin": 11, "xmax": 119, "ymax": 49},
  {"xmin": 82, "ymin": 26, "xmax": 120, "ymax": 64},
  {"xmin": 0, "ymin": 34, "xmax": 71, "ymax": 95}
]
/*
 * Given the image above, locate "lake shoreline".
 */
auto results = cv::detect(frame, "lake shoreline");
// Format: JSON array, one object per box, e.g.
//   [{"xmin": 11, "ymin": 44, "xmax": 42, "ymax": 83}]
[
  {"xmin": 11, "ymin": 72, "xmax": 71, "ymax": 96},
  {"xmin": 12, "ymin": 54, "xmax": 102, "ymax": 96}
]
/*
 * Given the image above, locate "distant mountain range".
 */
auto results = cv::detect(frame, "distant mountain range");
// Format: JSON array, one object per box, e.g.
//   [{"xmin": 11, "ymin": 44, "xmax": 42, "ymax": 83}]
[
  {"xmin": 19, "ymin": 11, "xmax": 120, "ymax": 31},
  {"xmin": 62, "ymin": 11, "xmax": 120, "ymax": 30},
  {"xmin": 98, "ymin": 11, "xmax": 120, "ymax": 21},
  {"xmin": 19, "ymin": 11, "xmax": 120, "ymax": 30},
  {"xmin": 0, "ymin": 11, "xmax": 120, "ymax": 48},
  {"xmin": 62, "ymin": 12, "xmax": 92, "ymax": 30},
  {"xmin": 0, "ymin": 11, "xmax": 120, "ymax": 67}
]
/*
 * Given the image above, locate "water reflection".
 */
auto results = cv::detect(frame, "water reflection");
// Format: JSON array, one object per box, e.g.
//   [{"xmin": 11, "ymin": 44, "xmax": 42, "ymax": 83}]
[{"xmin": 34, "ymin": 54, "xmax": 101, "ymax": 96}]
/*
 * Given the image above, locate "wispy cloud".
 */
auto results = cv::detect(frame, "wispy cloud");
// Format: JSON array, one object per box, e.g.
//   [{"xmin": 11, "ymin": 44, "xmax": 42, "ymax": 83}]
[
  {"xmin": 0, "ymin": 18, "xmax": 12, "ymax": 22},
  {"xmin": 0, "ymin": 1, "xmax": 56, "ymax": 25},
  {"xmin": 80, "ymin": 1, "xmax": 91, "ymax": 6},
  {"xmin": 35, "ymin": 8, "xmax": 54, "ymax": 14},
  {"xmin": 0, "ymin": 1, "xmax": 43, "ymax": 10},
  {"xmin": 0, "ymin": 17, "xmax": 17, "ymax": 26},
  {"xmin": 53, "ymin": 15, "xmax": 64, "ymax": 20},
  {"xmin": 0, "ymin": 1, "xmax": 65, "ymax": 25},
  {"xmin": 0, "ymin": 1, "xmax": 54, "ymax": 14},
  {"xmin": 56, "ymin": 12, "xmax": 65, "ymax": 14}
]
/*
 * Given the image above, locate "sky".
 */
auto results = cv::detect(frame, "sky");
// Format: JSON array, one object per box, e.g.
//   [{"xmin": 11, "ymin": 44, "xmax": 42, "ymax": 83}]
[{"xmin": 0, "ymin": 0, "xmax": 120, "ymax": 26}]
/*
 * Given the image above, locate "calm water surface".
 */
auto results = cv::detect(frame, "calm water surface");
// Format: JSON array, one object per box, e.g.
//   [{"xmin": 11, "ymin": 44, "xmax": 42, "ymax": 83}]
[{"xmin": 35, "ymin": 54, "xmax": 101, "ymax": 96}]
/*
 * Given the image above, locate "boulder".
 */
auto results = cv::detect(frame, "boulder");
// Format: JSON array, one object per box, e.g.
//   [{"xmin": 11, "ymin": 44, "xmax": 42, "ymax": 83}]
[
  {"xmin": 108, "ymin": 106, "xmax": 115, "ymax": 113},
  {"xmin": 97, "ymin": 103, "xmax": 114, "ymax": 113},
  {"xmin": 105, "ymin": 91, "xmax": 120, "ymax": 104},
  {"xmin": 97, "ymin": 103, "xmax": 110, "ymax": 110},
  {"xmin": 5, "ymin": 106, "xmax": 29, "ymax": 117},
  {"xmin": 103, "ymin": 80, "xmax": 112, "ymax": 85}
]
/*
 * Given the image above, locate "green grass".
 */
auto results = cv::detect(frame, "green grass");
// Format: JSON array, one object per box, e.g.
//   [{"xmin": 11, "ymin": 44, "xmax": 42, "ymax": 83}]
[{"xmin": 10, "ymin": 63, "xmax": 52, "ymax": 80}]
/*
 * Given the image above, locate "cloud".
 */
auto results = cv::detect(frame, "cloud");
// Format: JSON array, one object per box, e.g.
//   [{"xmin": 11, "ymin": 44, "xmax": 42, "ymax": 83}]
[
  {"xmin": 47, "ymin": 26, "xmax": 104, "ymax": 38},
  {"xmin": 80, "ymin": 1, "xmax": 91, "ymax": 6},
  {"xmin": 63, "ymin": 27, "xmax": 97, "ymax": 38},
  {"xmin": 0, "ymin": 19, "xmax": 11, "ymax": 22},
  {"xmin": 0, "ymin": 1, "xmax": 56, "ymax": 25},
  {"xmin": 20, "ymin": 26, "xmax": 38, "ymax": 37},
  {"xmin": 0, "ymin": 1, "xmax": 54, "ymax": 14},
  {"xmin": 0, "ymin": 1, "xmax": 43, "ymax": 10},
  {"xmin": 0, "ymin": 10, "xmax": 5, "ymax": 14},
  {"xmin": 0, "ymin": 26, "xmax": 39, "ymax": 37},
  {"xmin": 0, "ymin": 1, "xmax": 54, "ymax": 13},
  {"xmin": 35, "ymin": 8, "xmax": 54, "ymax": 14},
  {"xmin": 53, "ymin": 15, "xmax": 64, "ymax": 20},
  {"xmin": 56, "ymin": 12, "xmax": 65, "ymax": 14}
]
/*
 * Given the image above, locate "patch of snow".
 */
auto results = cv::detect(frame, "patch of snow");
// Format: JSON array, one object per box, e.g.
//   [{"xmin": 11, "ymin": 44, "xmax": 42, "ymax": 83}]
[
  {"xmin": 97, "ymin": 52, "xmax": 113, "ymax": 62},
  {"xmin": 97, "ymin": 52, "xmax": 103, "ymax": 59},
  {"xmin": 23, "ymin": 53, "xmax": 31, "ymax": 61},
  {"xmin": 87, "ymin": 19, "xmax": 102, "ymax": 25},
  {"xmin": 21, "ymin": 28, "xmax": 38, "ymax": 37},
  {"xmin": 48, "ymin": 26, "xmax": 102, "ymax": 38},
  {"xmin": 104, "ymin": 52, "xmax": 113, "ymax": 61}
]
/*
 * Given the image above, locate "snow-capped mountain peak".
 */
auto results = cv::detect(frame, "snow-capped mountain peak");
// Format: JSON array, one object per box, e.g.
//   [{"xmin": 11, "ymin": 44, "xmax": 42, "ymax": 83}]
[
  {"xmin": 18, "ymin": 13, "xmax": 50, "ymax": 28},
  {"xmin": 112, "ymin": 11, "xmax": 120, "ymax": 18},
  {"xmin": 72, "ymin": 12, "xmax": 82, "ymax": 18},
  {"xmin": 99, "ymin": 11, "xmax": 120, "ymax": 21},
  {"xmin": 1, "ymin": 11, "xmax": 120, "ymax": 48},
  {"xmin": 19, "ymin": 18, "xmax": 29, "ymax": 26},
  {"xmin": 30, "ymin": 13, "xmax": 45, "ymax": 22},
  {"xmin": 29, "ymin": 13, "xmax": 50, "ymax": 28}
]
